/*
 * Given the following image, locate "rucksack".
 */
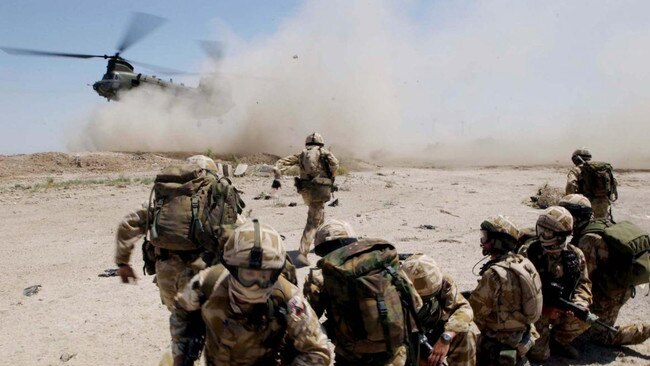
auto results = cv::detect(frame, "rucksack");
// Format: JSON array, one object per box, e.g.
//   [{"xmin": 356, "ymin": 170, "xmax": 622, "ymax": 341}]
[
  {"xmin": 147, "ymin": 164, "xmax": 245, "ymax": 252},
  {"xmin": 579, "ymin": 161, "xmax": 618, "ymax": 201},
  {"xmin": 319, "ymin": 239, "xmax": 419, "ymax": 355},
  {"xmin": 486, "ymin": 255, "xmax": 543, "ymax": 330},
  {"xmin": 582, "ymin": 220, "xmax": 650, "ymax": 291}
]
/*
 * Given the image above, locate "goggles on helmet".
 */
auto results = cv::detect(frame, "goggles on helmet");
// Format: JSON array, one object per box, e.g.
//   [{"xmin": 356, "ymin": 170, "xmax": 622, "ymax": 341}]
[
  {"xmin": 480, "ymin": 230, "xmax": 491, "ymax": 244},
  {"xmin": 234, "ymin": 267, "xmax": 281, "ymax": 288}
]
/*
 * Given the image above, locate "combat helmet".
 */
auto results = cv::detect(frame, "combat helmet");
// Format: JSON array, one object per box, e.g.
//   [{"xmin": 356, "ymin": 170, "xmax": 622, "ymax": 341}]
[
  {"xmin": 559, "ymin": 194, "xmax": 593, "ymax": 230},
  {"xmin": 536, "ymin": 206, "xmax": 573, "ymax": 253},
  {"xmin": 186, "ymin": 154, "xmax": 218, "ymax": 172},
  {"xmin": 401, "ymin": 254, "xmax": 443, "ymax": 298},
  {"xmin": 571, "ymin": 147, "xmax": 592, "ymax": 165},
  {"xmin": 221, "ymin": 219, "xmax": 285, "ymax": 288},
  {"xmin": 305, "ymin": 132, "xmax": 325, "ymax": 146},
  {"xmin": 480, "ymin": 215, "xmax": 520, "ymax": 254},
  {"xmin": 313, "ymin": 219, "xmax": 356, "ymax": 256}
]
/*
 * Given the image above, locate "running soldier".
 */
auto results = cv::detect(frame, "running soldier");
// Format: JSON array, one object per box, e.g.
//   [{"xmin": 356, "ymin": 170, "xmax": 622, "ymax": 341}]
[
  {"xmin": 114, "ymin": 156, "xmax": 244, "ymax": 357},
  {"xmin": 402, "ymin": 253, "xmax": 479, "ymax": 366},
  {"xmin": 559, "ymin": 194, "xmax": 650, "ymax": 346},
  {"xmin": 565, "ymin": 148, "xmax": 618, "ymax": 219},
  {"xmin": 469, "ymin": 216, "xmax": 542, "ymax": 366},
  {"xmin": 172, "ymin": 219, "xmax": 331, "ymax": 365},
  {"xmin": 272, "ymin": 132, "xmax": 339, "ymax": 267},
  {"xmin": 518, "ymin": 207, "xmax": 592, "ymax": 361}
]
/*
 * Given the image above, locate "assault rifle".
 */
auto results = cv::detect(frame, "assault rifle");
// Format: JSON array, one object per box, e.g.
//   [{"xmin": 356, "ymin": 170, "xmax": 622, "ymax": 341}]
[
  {"xmin": 178, "ymin": 311, "xmax": 206, "ymax": 366},
  {"xmin": 546, "ymin": 283, "xmax": 616, "ymax": 333}
]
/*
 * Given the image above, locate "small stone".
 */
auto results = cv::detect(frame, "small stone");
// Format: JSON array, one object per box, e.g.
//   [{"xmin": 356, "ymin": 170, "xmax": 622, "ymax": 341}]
[
  {"xmin": 23, "ymin": 285, "xmax": 42, "ymax": 297},
  {"xmin": 288, "ymin": 202, "xmax": 297, "ymax": 207},
  {"xmin": 60, "ymin": 352, "xmax": 77, "ymax": 362}
]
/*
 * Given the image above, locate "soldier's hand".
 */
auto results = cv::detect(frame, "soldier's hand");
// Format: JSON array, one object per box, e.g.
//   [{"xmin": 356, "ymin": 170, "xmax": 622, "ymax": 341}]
[
  {"xmin": 272, "ymin": 179, "xmax": 282, "ymax": 189},
  {"xmin": 542, "ymin": 306, "xmax": 563, "ymax": 320},
  {"xmin": 118, "ymin": 264, "xmax": 137, "ymax": 284},
  {"xmin": 428, "ymin": 339, "xmax": 450, "ymax": 366}
]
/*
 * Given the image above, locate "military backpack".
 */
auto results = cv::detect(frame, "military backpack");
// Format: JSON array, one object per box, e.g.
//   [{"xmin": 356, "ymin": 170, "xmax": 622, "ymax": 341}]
[
  {"xmin": 481, "ymin": 254, "xmax": 543, "ymax": 330},
  {"xmin": 579, "ymin": 161, "xmax": 618, "ymax": 201},
  {"xmin": 146, "ymin": 164, "xmax": 245, "ymax": 253},
  {"xmin": 582, "ymin": 219, "xmax": 650, "ymax": 291},
  {"xmin": 319, "ymin": 238, "xmax": 420, "ymax": 355}
]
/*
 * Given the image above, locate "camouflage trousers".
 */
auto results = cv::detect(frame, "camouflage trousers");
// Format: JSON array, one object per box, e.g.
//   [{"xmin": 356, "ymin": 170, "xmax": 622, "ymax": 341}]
[
  {"xmin": 155, "ymin": 254, "xmax": 205, "ymax": 356},
  {"xmin": 335, "ymin": 344, "xmax": 408, "ymax": 366},
  {"xmin": 586, "ymin": 287, "xmax": 650, "ymax": 345},
  {"xmin": 299, "ymin": 192, "xmax": 325, "ymax": 256},
  {"xmin": 589, "ymin": 197, "xmax": 611, "ymax": 220},
  {"xmin": 528, "ymin": 313, "xmax": 590, "ymax": 361}
]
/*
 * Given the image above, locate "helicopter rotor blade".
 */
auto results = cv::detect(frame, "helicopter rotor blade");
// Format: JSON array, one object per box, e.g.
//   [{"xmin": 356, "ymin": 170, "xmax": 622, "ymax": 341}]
[
  {"xmin": 116, "ymin": 12, "xmax": 166, "ymax": 54},
  {"xmin": 1, "ymin": 47, "xmax": 105, "ymax": 59},
  {"xmin": 125, "ymin": 58, "xmax": 186, "ymax": 75}
]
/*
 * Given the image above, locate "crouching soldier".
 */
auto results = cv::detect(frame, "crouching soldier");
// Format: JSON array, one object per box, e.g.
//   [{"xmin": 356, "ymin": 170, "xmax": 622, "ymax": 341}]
[
  {"xmin": 401, "ymin": 253, "xmax": 479, "ymax": 366},
  {"xmin": 171, "ymin": 219, "xmax": 331, "ymax": 366},
  {"xmin": 303, "ymin": 219, "xmax": 423, "ymax": 366},
  {"xmin": 469, "ymin": 216, "xmax": 542, "ymax": 366},
  {"xmin": 518, "ymin": 207, "xmax": 592, "ymax": 362}
]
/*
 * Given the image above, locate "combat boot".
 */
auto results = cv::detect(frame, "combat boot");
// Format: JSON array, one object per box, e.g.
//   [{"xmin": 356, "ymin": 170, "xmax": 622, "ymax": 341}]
[
  {"xmin": 550, "ymin": 339, "xmax": 579, "ymax": 359},
  {"xmin": 295, "ymin": 253, "xmax": 310, "ymax": 267}
]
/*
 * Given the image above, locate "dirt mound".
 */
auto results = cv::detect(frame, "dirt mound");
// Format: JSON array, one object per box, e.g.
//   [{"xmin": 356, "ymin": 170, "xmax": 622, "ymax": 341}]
[{"xmin": 0, "ymin": 152, "xmax": 178, "ymax": 178}]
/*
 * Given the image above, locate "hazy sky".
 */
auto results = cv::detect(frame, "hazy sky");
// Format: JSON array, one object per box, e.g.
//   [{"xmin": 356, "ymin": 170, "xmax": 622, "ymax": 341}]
[{"xmin": 2, "ymin": 1, "xmax": 650, "ymax": 166}]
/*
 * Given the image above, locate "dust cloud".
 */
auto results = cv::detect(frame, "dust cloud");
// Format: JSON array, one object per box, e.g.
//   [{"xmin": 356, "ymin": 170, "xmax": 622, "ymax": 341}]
[{"xmin": 68, "ymin": 1, "xmax": 650, "ymax": 168}]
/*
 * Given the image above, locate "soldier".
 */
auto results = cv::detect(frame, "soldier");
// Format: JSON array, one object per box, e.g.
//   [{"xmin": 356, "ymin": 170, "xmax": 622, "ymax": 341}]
[
  {"xmin": 303, "ymin": 219, "xmax": 423, "ymax": 366},
  {"xmin": 565, "ymin": 148, "xmax": 618, "ymax": 219},
  {"xmin": 518, "ymin": 207, "xmax": 592, "ymax": 361},
  {"xmin": 172, "ymin": 219, "xmax": 332, "ymax": 365},
  {"xmin": 114, "ymin": 156, "xmax": 243, "ymax": 357},
  {"xmin": 272, "ymin": 132, "xmax": 339, "ymax": 267},
  {"xmin": 468, "ymin": 216, "xmax": 542, "ymax": 366},
  {"xmin": 559, "ymin": 194, "xmax": 650, "ymax": 346},
  {"xmin": 401, "ymin": 253, "xmax": 479, "ymax": 366}
]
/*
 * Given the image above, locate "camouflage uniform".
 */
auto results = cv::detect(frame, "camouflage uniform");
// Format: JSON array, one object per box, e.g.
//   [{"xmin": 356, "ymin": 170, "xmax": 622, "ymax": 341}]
[
  {"xmin": 273, "ymin": 135, "xmax": 339, "ymax": 259},
  {"xmin": 115, "ymin": 205, "xmax": 206, "ymax": 332},
  {"xmin": 402, "ymin": 254, "xmax": 478, "ymax": 366},
  {"xmin": 574, "ymin": 230, "xmax": 650, "ymax": 345},
  {"xmin": 518, "ymin": 241, "xmax": 592, "ymax": 360},
  {"xmin": 173, "ymin": 266, "xmax": 331, "ymax": 366},
  {"xmin": 173, "ymin": 220, "xmax": 331, "ymax": 366},
  {"xmin": 469, "ymin": 253, "xmax": 540, "ymax": 366},
  {"xmin": 565, "ymin": 166, "xmax": 611, "ymax": 219}
]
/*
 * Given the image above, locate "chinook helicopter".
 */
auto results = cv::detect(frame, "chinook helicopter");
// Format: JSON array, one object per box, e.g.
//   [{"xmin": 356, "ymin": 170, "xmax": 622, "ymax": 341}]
[{"xmin": 1, "ymin": 13, "xmax": 206, "ymax": 101}]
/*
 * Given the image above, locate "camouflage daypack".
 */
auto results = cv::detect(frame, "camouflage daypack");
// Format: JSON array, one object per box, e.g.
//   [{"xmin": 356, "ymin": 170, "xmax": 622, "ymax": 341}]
[
  {"xmin": 485, "ymin": 255, "xmax": 543, "ymax": 330},
  {"xmin": 579, "ymin": 161, "xmax": 618, "ymax": 201},
  {"xmin": 147, "ymin": 164, "xmax": 245, "ymax": 252},
  {"xmin": 319, "ymin": 238, "xmax": 418, "ymax": 354},
  {"xmin": 582, "ymin": 219, "xmax": 650, "ymax": 291}
]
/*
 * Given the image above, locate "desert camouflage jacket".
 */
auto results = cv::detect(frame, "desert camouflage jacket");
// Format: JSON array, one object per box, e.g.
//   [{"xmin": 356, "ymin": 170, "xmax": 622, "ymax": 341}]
[
  {"xmin": 273, "ymin": 147, "xmax": 339, "ymax": 180},
  {"xmin": 114, "ymin": 204, "xmax": 149, "ymax": 266},
  {"xmin": 418, "ymin": 274, "xmax": 474, "ymax": 335},
  {"xmin": 518, "ymin": 241, "xmax": 593, "ymax": 309},
  {"xmin": 173, "ymin": 266, "xmax": 331, "ymax": 366}
]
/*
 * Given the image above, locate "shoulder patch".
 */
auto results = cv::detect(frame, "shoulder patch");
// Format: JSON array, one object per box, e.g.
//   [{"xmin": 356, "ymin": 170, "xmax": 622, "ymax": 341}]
[{"xmin": 288, "ymin": 296, "xmax": 306, "ymax": 319}]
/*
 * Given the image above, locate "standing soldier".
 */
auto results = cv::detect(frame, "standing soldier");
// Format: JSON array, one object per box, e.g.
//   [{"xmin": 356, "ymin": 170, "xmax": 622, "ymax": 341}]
[
  {"xmin": 114, "ymin": 156, "xmax": 244, "ymax": 359},
  {"xmin": 565, "ymin": 148, "xmax": 618, "ymax": 219},
  {"xmin": 171, "ymin": 219, "xmax": 332, "ymax": 366},
  {"xmin": 272, "ymin": 132, "xmax": 339, "ymax": 266},
  {"xmin": 518, "ymin": 207, "xmax": 592, "ymax": 362},
  {"xmin": 559, "ymin": 194, "xmax": 650, "ymax": 346},
  {"xmin": 401, "ymin": 253, "xmax": 479, "ymax": 366},
  {"xmin": 468, "ymin": 216, "xmax": 542, "ymax": 366}
]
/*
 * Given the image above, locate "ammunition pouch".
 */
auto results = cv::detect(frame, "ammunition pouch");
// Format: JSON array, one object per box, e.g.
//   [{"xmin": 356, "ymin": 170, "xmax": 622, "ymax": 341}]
[
  {"xmin": 141, "ymin": 239, "xmax": 157, "ymax": 275},
  {"xmin": 479, "ymin": 338, "xmax": 521, "ymax": 366}
]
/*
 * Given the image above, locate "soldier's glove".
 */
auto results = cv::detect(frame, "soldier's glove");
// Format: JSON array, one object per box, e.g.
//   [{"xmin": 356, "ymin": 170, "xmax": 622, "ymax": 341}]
[
  {"xmin": 118, "ymin": 263, "xmax": 137, "ymax": 284},
  {"xmin": 272, "ymin": 179, "xmax": 282, "ymax": 189}
]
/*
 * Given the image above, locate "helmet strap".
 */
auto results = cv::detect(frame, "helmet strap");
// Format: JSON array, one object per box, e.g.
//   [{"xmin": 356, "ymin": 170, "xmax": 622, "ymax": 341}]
[{"xmin": 249, "ymin": 219, "xmax": 263, "ymax": 269}]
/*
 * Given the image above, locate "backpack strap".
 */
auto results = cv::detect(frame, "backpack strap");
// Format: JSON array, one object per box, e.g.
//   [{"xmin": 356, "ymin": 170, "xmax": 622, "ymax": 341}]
[
  {"xmin": 319, "ymin": 148, "xmax": 334, "ymax": 181},
  {"xmin": 189, "ymin": 194, "xmax": 204, "ymax": 240}
]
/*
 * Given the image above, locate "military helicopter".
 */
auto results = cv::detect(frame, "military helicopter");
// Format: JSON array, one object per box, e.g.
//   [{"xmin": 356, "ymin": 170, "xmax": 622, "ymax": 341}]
[{"xmin": 1, "ymin": 13, "xmax": 203, "ymax": 101}]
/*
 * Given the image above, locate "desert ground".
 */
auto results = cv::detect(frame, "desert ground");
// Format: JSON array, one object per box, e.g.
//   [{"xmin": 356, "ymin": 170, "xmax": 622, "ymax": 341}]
[{"xmin": 0, "ymin": 152, "xmax": 648, "ymax": 366}]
